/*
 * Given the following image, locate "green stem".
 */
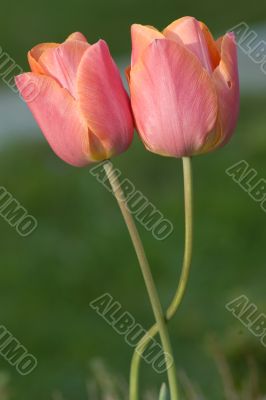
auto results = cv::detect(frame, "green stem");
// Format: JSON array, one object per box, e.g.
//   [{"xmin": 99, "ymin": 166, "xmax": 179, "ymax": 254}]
[
  {"xmin": 104, "ymin": 161, "xmax": 179, "ymax": 400},
  {"xmin": 129, "ymin": 157, "xmax": 193, "ymax": 400}
]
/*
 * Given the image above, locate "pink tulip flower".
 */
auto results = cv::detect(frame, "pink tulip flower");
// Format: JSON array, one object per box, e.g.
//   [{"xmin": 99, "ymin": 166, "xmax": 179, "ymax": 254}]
[
  {"xmin": 16, "ymin": 33, "xmax": 134, "ymax": 167},
  {"xmin": 128, "ymin": 17, "xmax": 240, "ymax": 158}
]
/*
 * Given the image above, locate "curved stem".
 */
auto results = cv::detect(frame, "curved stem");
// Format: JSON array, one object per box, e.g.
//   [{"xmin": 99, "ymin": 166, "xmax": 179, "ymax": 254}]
[
  {"xmin": 129, "ymin": 157, "xmax": 193, "ymax": 400},
  {"xmin": 103, "ymin": 161, "xmax": 179, "ymax": 400}
]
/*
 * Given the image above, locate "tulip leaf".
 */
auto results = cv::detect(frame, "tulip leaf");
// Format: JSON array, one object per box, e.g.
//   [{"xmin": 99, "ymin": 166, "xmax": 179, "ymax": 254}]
[{"xmin": 158, "ymin": 382, "xmax": 169, "ymax": 400}]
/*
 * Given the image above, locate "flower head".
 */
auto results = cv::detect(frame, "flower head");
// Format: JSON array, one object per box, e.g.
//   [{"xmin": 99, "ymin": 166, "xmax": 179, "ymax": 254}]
[
  {"xmin": 16, "ymin": 33, "xmax": 134, "ymax": 167},
  {"xmin": 128, "ymin": 17, "xmax": 240, "ymax": 158}
]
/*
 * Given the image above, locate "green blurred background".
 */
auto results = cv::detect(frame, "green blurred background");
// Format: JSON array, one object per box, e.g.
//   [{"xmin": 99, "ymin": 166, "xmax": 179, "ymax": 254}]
[{"xmin": 0, "ymin": 0, "xmax": 266, "ymax": 399}]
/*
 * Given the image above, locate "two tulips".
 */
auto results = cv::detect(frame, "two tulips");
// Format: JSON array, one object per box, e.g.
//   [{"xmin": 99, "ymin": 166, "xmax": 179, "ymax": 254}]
[
  {"xmin": 16, "ymin": 16, "xmax": 240, "ymax": 400},
  {"xmin": 16, "ymin": 16, "xmax": 239, "ymax": 165}
]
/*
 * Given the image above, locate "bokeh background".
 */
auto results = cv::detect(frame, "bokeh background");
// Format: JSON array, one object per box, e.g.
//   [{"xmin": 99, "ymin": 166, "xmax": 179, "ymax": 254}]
[{"xmin": 0, "ymin": 0, "xmax": 265, "ymax": 399}]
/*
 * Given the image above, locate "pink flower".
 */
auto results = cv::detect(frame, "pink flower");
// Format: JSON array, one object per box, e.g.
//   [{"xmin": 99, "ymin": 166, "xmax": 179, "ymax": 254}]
[
  {"xmin": 128, "ymin": 17, "xmax": 240, "ymax": 158},
  {"xmin": 16, "ymin": 32, "xmax": 134, "ymax": 167}
]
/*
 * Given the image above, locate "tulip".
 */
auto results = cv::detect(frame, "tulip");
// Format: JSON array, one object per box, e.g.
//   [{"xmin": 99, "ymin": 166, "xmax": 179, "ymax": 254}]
[
  {"xmin": 128, "ymin": 17, "xmax": 240, "ymax": 158},
  {"xmin": 16, "ymin": 33, "xmax": 134, "ymax": 167}
]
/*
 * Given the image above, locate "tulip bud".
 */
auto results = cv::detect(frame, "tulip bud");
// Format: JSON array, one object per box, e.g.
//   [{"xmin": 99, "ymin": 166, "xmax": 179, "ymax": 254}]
[
  {"xmin": 16, "ymin": 33, "xmax": 134, "ymax": 167},
  {"xmin": 128, "ymin": 17, "xmax": 240, "ymax": 158}
]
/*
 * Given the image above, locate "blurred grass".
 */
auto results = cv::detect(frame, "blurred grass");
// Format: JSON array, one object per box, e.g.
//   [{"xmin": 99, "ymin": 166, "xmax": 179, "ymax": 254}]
[{"xmin": 0, "ymin": 94, "xmax": 265, "ymax": 399}]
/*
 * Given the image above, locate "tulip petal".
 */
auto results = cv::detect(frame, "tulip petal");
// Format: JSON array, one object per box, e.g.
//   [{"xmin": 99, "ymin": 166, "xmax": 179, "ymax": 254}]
[
  {"xmin": 212, "ymin": 33, "xmax": 240, "ymax": 146},
  {"xmin": 131, "ymin": 24, "xmax": 164, "ymax": 65},
  {"xmin": 125, "ymin": 65, "xmax": 131, "ymax": 85},
  {"xmin": 77, "ymin": 40, "xmax": 134, "ymax": 157},
  {"xmin": 15, "ymin": 73, "xmax": 98, "ymax": 167},
  {"xmin": 163, "ymin": 17, "xmax": 213, "ymax": 73},
  {"xmin": 216, "ymin": 36, "xmax": 223, "ymax": 52},
  {"xmin": 38, "ymin": 40, "xmax": 89, "ymax": 98},
  {"xmin": 199, "ymin": 22, "xmax": 221, "ymax": 69},
  {"xmin": 130, "ymin": 39, "xmax": 218, "ymax": 157},
  {"xmin": 66, "ymin": 32, "xmax": 88, "ymax": 42},
  {"xmin": 28, "ymin": 43, "xmax": 59, "ymax": 74}
]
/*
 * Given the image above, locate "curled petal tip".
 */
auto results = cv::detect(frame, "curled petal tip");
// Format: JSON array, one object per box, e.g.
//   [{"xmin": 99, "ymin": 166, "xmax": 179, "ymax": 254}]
[
  {"xmin": 66, "ymin": 32, "xmax": 88, "ymax": 42},
  {"xmin": 131, "ymin": 23, "xmax": 164, "ymax": 65},
  {"xmin": 227, "ymin": 31, "xmax": 236, "ymax": 40}
]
